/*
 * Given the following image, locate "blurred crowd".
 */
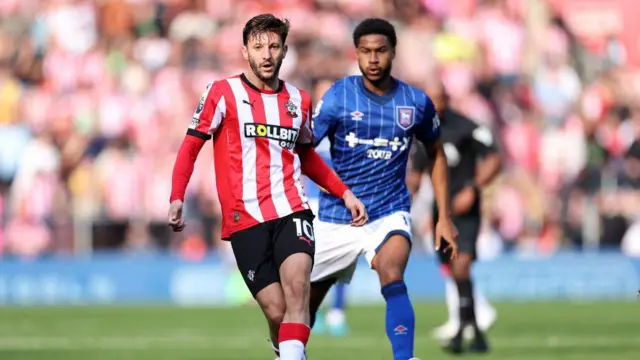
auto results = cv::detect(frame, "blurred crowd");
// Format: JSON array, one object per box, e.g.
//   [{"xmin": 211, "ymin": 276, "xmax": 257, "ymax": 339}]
[{"xmin": 1, "ymin": 0, "xmax": 640, "ymax": 259}]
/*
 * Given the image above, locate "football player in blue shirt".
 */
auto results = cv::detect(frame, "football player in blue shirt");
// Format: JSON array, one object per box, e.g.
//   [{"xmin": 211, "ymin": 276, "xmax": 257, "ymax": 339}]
[{"xmin": 308, "ymin": 18, "xmax": 459, "ymax": 360}]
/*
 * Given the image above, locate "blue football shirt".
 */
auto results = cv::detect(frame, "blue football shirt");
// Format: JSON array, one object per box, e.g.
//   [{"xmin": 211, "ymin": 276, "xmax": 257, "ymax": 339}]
[{"xmin": 313, "ymin": 75, "xmax": 441, "ymax": 224}]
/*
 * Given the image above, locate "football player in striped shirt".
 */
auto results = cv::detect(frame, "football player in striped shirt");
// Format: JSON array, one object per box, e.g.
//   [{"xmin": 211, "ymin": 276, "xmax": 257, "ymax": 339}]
[{"xmin": 168, "ymin": 14, "xmax": 367, "ymax": 360}]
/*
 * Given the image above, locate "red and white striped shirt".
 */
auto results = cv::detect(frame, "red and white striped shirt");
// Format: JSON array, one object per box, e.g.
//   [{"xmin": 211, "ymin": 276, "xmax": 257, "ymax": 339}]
[{"xmin": 187, "ymin": 74, "xmax": 314, "ymax": 238}]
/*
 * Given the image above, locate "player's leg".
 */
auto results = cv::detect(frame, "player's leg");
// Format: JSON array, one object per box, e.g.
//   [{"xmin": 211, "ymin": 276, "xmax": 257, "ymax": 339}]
[
  {"xmin": 474, "ymin": 283, "xmax": 497, "ymax": 333},
  {"xmin": 432, "ymin": 199, "xmax": 461, "ymax": 341},
  {"xmin": 309, "ymin": 278, "xmax": 336, "ymax": 329},
  {"xmin": 257, "ymin": 284, "xmax": 287, "ymax": 358},
  {"xmin": 465, "ymin": 221, "xmax": 497, "ymax": 333},
  {"xmin": 229, "ymin": 224, "xmax": 285, "ymax": 358},
  {"xmin": 432, "ymin": 209, "xmax": 491, "ymax": 343},
  {"xmin": 273, "ymin": 210, "xmax": 316, "ymax": 360},
  {"xmin": 324, "ymin": 282, "xmax": 349, "ymax": 336},
  {"xmin": 278, "ymin": 253, "xmax": 312, "ymax": 360},
  {"xmin": 435, "ymin": 265, "xmax": 495, "ymax": 340},
  {"xmin": 431, "ymin": 212, "xmax": 462, "ymax": 347},
  {"xmin": 432, "ymin": 264, "xmax": 461, "ymax": 341},
  {"xmin": 441, "ymin": 217, "xmax": 489, "ymax": 353},
  {"xmin": 308, "ymin": 217, "xmax": 359, "ymax": 336},
  {"xmin": 367, "ymin": 212, "xmax": 417, "ymax": 360}
]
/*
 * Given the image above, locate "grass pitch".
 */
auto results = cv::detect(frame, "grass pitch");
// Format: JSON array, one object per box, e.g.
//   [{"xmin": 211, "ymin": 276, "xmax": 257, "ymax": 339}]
[{"xmin": 0, "ymin": 302, "xmax": 637, "ymax": 359}]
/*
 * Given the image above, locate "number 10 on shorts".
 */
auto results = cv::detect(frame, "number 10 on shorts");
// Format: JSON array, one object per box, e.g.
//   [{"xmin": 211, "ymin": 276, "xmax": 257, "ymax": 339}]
[{"xmin": 293, "ymin": 218, "xmax": 315, "ymax": 242}]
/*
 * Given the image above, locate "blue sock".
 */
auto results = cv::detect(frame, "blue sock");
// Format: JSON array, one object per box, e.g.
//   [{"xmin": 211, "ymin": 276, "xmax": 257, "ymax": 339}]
[
  {"xmin": 333, "ymin": 282, "xmax": 346, "ymax": 310},
  {"xmin": 381, "ymin": 281, "xmax": 415, "ymax": 360}
]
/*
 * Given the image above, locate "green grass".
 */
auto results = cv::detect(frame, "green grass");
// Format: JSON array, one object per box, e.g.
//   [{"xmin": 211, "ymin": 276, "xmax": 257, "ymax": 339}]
[{"xmin": 0, "ymin": 302, "xmax": 638, "ymax": 359}]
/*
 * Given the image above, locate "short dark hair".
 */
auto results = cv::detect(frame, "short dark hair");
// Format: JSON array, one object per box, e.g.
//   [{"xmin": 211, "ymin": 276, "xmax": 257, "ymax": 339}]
[
  {"xmin": 353, "ymin": 18, "xmax": 397, "ymax": 49},
  {"xmin": 242, "ymin": 14, "xmax": 290, "ymax": 46}
]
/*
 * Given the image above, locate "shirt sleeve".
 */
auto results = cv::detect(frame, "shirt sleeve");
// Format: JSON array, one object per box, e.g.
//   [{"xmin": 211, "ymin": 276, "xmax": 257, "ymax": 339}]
[
  {"xmin": 296, "ymin": 145, "xmax": 349, "ymax": 198},
  {"xmin": 469, "ymin": 123, "xmax": 499, "ymax": 157},
  {"xmin": 312, "ymin": 84, "xmax": 340, "ymax": 146},
  {"xmin": 414, "ymin": 93, "xmax": 441, "ymax": 146},
  {"xmin": 187, "ymin": 81, "xmax": 225, "ymax": 140},
  {"xmin": 170, "ymin": 135, "xmax": 206, "ymax": 202}
]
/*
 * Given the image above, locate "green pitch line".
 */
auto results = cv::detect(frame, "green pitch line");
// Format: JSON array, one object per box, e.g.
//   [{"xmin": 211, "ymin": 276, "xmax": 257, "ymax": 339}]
[{"xmin": 0, "ymin": 302, "xmax": 637, "ymax": 360}]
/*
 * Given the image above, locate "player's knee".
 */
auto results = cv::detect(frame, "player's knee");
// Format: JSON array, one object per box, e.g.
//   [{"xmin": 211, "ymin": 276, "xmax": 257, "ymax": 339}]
[
  {"xmin": 263, "ymin": 298, "xmax": 286, "ymax": 326},
  {"xmin": 373, "ymin": 251, "xmax": 407, "ymax": 285},
  {"xmin": 372, "ymin": 234, "xmax": 410, "ymax": 278},
  {"xmin": 282, "ymin": 276, "xmax": 310, "ymax": 308},
  {"xmin": 376, "ymin": 265, "xmax": 404, "ymax": 286},
  {"xmin": 451, "ymin": 253, "xmax": 473, "ymax": 279}
]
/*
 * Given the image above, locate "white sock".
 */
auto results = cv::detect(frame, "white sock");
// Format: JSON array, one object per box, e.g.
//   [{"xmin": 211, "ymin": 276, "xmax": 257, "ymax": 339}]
[
  {"xmin": 444, "ymin": 276, "xmax": 459, "ymax": 325},
  {"xmin": 474, "ymin": 284, "xmax": 495, "ymax": 316},
  {"xmin": 325, "ymin": 308, "xmax": 345, "ymax": 327},
  {"xmin": 279, "ymin": 340, "xmax": 305, "ymax": 360}
]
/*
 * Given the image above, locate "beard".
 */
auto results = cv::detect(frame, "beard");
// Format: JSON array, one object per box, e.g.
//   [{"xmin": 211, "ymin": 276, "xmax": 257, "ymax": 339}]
[{"xmin": 248, "ymin": 56, "xmax": 283, "ymax": 83}]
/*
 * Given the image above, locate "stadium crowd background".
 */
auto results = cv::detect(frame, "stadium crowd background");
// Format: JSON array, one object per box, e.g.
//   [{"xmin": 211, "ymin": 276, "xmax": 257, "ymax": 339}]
[{"xmin": 0, "ymin": 0, "xmax": 639, "ymax": 260}]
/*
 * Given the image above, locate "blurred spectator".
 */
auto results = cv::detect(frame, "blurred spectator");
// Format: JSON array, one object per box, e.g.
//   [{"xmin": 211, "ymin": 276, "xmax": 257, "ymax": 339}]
[{"xmin": 1, "ymin": 0, "xmax": 640, "ymax": 259}]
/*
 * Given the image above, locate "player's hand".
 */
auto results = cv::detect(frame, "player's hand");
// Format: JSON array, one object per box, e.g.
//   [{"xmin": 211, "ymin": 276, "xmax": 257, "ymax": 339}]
[
  {"xmin": 435, "ymin": 217, "xmax": 459, "ymax": 260},
  {"xmin": 168, "ymin": 200, "xmax": 186, "ymax": 232},
  {"xmin": 342, "ymin": 190, "xmax": 368, "ymax": 226},
  {"xmin": 452, "ymin": 186, "xmax": 477, "ymax": 215}
]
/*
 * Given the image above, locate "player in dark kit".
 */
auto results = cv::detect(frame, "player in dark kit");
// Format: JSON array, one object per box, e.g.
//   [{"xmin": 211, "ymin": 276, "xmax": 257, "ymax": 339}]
[{"xmin": 409, "ymin": 86, "xmax": 502, "ymax": 354}]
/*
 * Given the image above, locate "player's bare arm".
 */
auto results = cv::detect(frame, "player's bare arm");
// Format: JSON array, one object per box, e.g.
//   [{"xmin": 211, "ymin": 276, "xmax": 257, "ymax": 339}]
[
  {"xmin": 452, "ymin": 122, "xmax": 502, "ymax": 216},
  {"xmin": 475, "ymin": 153, "xmax": 502, "ymax": 187},
  {"xmin": 426, "ymin": 138, "xmax": 459, "ymax": 259},
  {"xmin": 453, "ymin": 151, "xmax": 502, "ymax": 215}
]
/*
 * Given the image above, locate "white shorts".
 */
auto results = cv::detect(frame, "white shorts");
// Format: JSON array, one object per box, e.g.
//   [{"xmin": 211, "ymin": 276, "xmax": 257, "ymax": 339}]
[{"xmin": 310, "ymin": 211, "xmax": 412, "ymax": 284}]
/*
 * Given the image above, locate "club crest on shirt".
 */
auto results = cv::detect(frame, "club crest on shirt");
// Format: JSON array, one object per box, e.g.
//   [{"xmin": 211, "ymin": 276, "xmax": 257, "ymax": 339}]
[
  {"xmin": 285, "ymin": 100, "xmax": 298, "ymax": 118},
  {"xmin": 396, "ymin": 106, "xmax": 415, "ymax": 130}
]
